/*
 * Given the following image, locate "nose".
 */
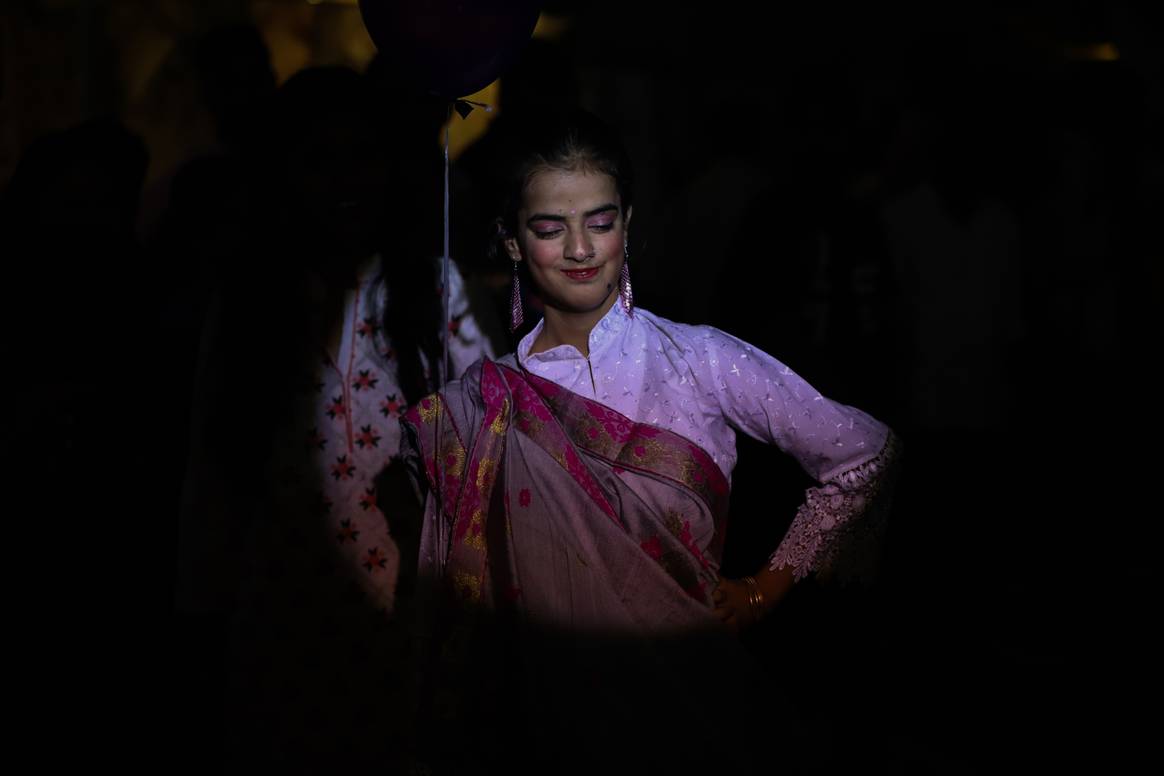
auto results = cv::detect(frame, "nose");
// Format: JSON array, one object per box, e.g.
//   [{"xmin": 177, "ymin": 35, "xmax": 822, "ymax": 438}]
[{"xmin": 565, "ymin": 230, "xmax": 595, "ymax": 262}]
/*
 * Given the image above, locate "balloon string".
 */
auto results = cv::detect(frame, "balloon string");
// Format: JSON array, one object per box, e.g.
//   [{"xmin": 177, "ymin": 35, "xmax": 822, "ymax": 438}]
[
  {"xmin": 441, "ymin": 115, "xmax": 451, "ymax": 390},
  {"xmin": 435, "ymin": 109, "xmax": 452, "ymax": 568}
]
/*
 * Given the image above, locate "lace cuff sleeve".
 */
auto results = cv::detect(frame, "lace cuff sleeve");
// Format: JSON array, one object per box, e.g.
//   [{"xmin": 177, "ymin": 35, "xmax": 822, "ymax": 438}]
[{"xmin": 769, "ymin": 431, "xmax": 902, "ymax": 583}]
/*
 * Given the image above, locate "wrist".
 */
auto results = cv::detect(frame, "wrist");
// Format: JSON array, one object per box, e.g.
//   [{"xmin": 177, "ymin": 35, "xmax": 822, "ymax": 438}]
[
  {"xmin": 741, "ymin": 575, "xmax": 764, "ymax": 621},
  {"xmin": 753, "ymin": 566, "xmax": 794, "ymax": 612}
]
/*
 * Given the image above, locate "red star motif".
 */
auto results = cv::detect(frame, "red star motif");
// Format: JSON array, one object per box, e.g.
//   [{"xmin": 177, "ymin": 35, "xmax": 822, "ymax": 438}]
[
  {"xmin": 356, "ymin": 317, "xmax": 378, "ymax": 338},
  {"xmin": 326, "ymin": 396, "xmax": 346, "ymax": 419},
  {"xmin": 359, "ymin": 487, "xmax": 376, "ymax": 510},
  {"xmin": 331, "ymin": 455, "xmax": 356, "ymax": 481},
  {"xmin": 379, "ymin": 393, "xmax": 403, "ymax": 418},
  {"xmin": 336, "ymin": 519, "xmax": 360, "ymax": 543},
  {"xmin": 352, "ymin": 370, "xmax": 378, "ymax": 391},
  {"xmin": 355, "ymin": 424, "xmax": 381, "ymax": 449},
  {"xmin": 363, "ymin": 547, "xmax": 388, "ymax": 572}
]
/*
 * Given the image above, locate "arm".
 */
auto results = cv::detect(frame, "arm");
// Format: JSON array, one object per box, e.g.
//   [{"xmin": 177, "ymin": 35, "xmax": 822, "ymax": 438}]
[
  {"xmin": 768, "ymin": 431, "xmax": 901, "ymax": 583},
  {"xmin": 712, "ymin": 564, "xmax": 796, "ymax": 630},
  {"xmin": 714, "ymin": 432, "xmax": 900, "ymax": 628},
  {"xmin": 374, "ymin": 462, "xmax": 426, "ymax": 601},
  {"xmin": 693, "ymin": 327, "xmax": 901, "ymax": 625},
  {"xmin": 325, "ymin": 491, "xmax": 402, "ymax": 614}
]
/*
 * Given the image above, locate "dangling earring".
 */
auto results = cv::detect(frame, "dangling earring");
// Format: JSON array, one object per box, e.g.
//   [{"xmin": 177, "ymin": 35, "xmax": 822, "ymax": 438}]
[
  {"xmin": 509, "ymin": 260, "xmax": 524, "ymax": 333},
  {"xmin": 619, "ymin": 241, "xmax": 634, "ymax": 316}
]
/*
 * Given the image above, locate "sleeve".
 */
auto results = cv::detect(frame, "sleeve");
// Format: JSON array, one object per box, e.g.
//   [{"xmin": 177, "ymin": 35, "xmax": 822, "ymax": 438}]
[
  {"xmin": 767, "ymin": 430, "xmax": 900, "ymax": 582},
  {"xmin": 444, "ymin": 259, "xmax": 495, "ymax": 379},
  {"xmin": 693, "ymin": 326, "xmax": 902, "ymax": 582},
  {"xmin": 330, "ymin": 459, "xmax": 431, "ymax": 613},
  {"xmin": 329, "ymin": 497, "xmax": 401, "ymax": 614}
]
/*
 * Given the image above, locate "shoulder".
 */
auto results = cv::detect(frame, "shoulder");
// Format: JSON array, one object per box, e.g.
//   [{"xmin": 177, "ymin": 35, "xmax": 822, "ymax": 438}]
[
  {"xmin": 403, "ymin": 357, "xmax": 488, "ymax": 438},
  {"xmin": 632, "ymin": 307, "xmax": 701, "ymax": 352},
  {"xmin": 433, "ymin": 355, "xmax": 522, "ymax": 406},
  {"xmin": 635, "ymin": 307, "xmax": 768, "ymax": 365}
]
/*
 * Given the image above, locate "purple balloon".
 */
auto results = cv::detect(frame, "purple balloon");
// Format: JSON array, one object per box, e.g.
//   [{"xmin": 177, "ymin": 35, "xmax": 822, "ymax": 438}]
[{"xmin": 359, "ymin": 0, "xmax": 541, "ymax": 100}]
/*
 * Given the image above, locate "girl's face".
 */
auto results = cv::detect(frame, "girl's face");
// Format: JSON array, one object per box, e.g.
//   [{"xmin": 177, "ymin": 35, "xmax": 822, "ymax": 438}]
[{"xmin": 505, "ymin": 168, "xmax": 631, "ymax": 317}]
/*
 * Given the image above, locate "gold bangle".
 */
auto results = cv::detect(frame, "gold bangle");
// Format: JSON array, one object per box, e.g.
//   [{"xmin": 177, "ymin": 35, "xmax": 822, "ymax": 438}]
[{"xmin": 743, "ymin": 575, "xmax": 765, "ymax": 620}]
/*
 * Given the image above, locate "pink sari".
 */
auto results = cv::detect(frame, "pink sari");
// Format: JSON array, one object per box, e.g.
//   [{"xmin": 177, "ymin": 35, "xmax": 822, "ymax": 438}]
[
  {"xmin": 403, "ymin": 358, "xmax": 732, "ymax": 634},
  {"xmin": 401, "ymin": 359, "xmax": 808, "ymax": 773}
]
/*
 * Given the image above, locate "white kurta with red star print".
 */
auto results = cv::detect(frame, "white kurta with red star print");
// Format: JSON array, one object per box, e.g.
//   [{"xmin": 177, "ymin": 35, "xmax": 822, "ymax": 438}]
[{"xmin": 265, "ymin": 255, "xmax": 493, "ymax": 612}]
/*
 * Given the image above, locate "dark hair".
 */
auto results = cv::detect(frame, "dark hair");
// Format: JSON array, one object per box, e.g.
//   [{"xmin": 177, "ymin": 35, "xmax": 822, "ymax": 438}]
[
  {"xmin": 377, "ymin": 257, "xmax": 442, "ymax": 404},
  {"xmin": 493, "ymin": 109, "xmax": 634, "ymax": 256},
  {"xmin": 265, "ymin": 66, "xmax": 444, "ymax": 404}
]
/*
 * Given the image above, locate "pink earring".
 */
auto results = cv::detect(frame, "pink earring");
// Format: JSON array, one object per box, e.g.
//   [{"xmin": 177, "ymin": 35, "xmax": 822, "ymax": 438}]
[
  {"xmin": 619, "ymin": 242, "xmax": 634, "ymax": 316},
  {"xmin": 509, "ymin": 261, "xmax": 523, "ymax": 332}
]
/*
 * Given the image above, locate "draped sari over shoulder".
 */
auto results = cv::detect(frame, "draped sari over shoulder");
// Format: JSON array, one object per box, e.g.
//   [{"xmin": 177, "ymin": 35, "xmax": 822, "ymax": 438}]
[
  {"xmin": 402, "ymin": 358, "xmax": 732, "ymax": 634},
  {"xmin": 399, "ymin": 339, "xmax": 894, "ymax": 773}
]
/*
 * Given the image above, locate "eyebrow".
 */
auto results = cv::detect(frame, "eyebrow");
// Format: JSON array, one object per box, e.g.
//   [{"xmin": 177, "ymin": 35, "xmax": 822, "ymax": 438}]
[{"xmin": 526, "ymin": 203, "xmax": 620, "ymax": 224}]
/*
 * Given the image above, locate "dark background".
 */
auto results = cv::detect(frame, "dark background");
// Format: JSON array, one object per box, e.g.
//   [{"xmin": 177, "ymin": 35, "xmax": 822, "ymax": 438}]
[{"xmin": 2, "ymin": 0, "xmax": 1158, "ymax": 771}]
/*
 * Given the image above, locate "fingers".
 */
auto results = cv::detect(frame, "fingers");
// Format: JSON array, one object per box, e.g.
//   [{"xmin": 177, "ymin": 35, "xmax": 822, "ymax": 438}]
[
  {"xmin": 714, "ymin": 578, "xmax": 749, "ymax": 632},
  {"xmin": 714, "ymin": 578, "xmax": 739, "ymax": 599},
  {"xmin": 714, "ymin": 600, "xmax": 753, "ymax": 631}
]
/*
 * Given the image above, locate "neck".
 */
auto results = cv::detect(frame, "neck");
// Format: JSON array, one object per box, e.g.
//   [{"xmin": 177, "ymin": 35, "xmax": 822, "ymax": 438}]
[{"xmin": 531, "ymin": 291, "xmax": 618, "ymax": 358}]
